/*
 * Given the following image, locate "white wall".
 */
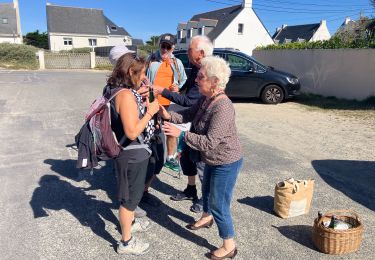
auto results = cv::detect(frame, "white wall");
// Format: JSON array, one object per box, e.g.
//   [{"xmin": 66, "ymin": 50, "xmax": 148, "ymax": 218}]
[
  {"xmin": 253, "ymin": 49, "xmax": 375, "ymax": 100},
  {"xmin": 108, "ymin": 35, "xmax": 132, "ymax": 46},
  {"xmin": 311, "ymin": 22, "xmax": 331, "ymax": 42},
  {"xmin": 214, "ymin": 8, "xmax": 274, "ymax": 55},
  {"xmin": 0, "ymin": 36, "xmax": 23, "ymax": 44},
  {"xmin": 49, "ymin": 34, "xmax": 110, "ymax": 52}
]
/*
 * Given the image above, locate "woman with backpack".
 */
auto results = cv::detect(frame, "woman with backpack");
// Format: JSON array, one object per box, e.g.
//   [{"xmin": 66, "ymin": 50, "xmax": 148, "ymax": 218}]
[{"xmin": 106, "ymin": 52, "xmax": 159, "ymax": 255}]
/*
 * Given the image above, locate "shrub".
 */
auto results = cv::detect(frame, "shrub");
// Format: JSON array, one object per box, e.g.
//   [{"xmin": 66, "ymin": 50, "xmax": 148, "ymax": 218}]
[
  {"xmin": 0, "ymin": 43, "xmax": 39, "ymax": 69},
  {"xmin": 256, "ymin": 36, "xmax": 375, "ymax": 50},
  {"xmin": 60, "ymin": 47, "xmax": 92, "ymax": 53}
]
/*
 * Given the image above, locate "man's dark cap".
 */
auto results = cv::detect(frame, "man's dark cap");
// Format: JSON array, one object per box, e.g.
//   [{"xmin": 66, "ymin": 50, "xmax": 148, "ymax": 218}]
[{"xmin": 159, "ymin": 33, "xmax": 176, "ymax": 45}]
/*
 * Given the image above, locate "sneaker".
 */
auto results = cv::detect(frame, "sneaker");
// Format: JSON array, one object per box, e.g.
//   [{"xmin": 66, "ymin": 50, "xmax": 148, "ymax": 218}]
[
  {"xmin": 131, "ymin": 218, "xmax": 152, "ymax": 233},
  {"xmin": 164, "ymin": 158, "xmax": 180, "ymax": 172},
  {"xmin": 134, "ymin": 206, "xmax": 147, "ymax": 218},
  {"xmin": 140, "ymin": 191, "xmax": 161, "ymax": 207},
  {"xmin": 170, "ymin": 185, "xmax": 198, "ymax": 201},
  {"xmin": 117, "ymin": 237, "xmax": 150, "ymax": 255},
  {"xmin": 190, "ymin": 198, "xmax": 203, "ymax": 213}
]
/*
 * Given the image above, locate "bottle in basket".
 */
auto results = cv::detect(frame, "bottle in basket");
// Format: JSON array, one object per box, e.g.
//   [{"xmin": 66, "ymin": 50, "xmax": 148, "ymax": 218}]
[
  {"xmin": 328, "ymin": 215, "xmax": 337, "ymax": 229},
  {"xmin": 318, "ymin": 211, "xmax": 323, "ymax": 220}
]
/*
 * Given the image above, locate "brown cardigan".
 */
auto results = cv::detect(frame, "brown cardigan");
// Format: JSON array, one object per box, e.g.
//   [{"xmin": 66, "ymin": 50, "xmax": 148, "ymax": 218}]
[{"xmin": 170, "ymin": 95, "xmax": 242, "ymax": 165}]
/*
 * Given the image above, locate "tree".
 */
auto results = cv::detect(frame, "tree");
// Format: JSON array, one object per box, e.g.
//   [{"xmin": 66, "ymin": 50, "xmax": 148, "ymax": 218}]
[
  {"xmin": 23, "ymin": 30, "xmax": 48, "ymax": 49},
  {"xmin": 146, "ymin": 36, "xmax": 159, "ymax": 47}
]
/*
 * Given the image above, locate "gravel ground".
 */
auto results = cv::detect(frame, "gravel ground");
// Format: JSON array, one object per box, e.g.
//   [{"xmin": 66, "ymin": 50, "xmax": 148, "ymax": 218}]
[{"xmin": 0, "ymin": 70, "xmax": 374, "ymax": 260}]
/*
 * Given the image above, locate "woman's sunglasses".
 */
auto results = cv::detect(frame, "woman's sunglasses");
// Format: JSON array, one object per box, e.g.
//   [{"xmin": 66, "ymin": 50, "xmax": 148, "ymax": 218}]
[{"xmin": 160, "ymin": 43, "xmax": 172, "ymax": 51}]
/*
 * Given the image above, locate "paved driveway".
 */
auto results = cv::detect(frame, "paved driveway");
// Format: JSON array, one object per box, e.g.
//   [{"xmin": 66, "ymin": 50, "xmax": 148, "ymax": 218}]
[{"xmin": 0, "ymin": 69, "xmax": 374, "ymax": 259}]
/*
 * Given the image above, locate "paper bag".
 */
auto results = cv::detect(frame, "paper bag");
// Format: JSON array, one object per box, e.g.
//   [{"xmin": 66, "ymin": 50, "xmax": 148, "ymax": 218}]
[{"xmin": 274, "ymin": 178, "xmax": 315, "ymax": 218}]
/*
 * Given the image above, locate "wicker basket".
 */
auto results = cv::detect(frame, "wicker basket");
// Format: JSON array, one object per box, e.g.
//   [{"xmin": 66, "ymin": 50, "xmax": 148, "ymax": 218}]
[{"xmin": 312, "ymin": 210, "xmax": 364, "ymax": 255}]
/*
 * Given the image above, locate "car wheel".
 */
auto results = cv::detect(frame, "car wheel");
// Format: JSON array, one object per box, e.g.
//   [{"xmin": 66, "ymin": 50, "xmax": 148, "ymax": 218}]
[{"xmin": 261, "ymin": 85, "xmax": 284, "ymax": 104}]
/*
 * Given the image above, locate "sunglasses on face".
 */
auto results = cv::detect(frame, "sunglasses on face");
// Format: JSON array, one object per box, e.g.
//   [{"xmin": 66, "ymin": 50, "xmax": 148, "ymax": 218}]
[{"xmin": 160, "ymin": 43, "xmax": 172, "ymax": 50}]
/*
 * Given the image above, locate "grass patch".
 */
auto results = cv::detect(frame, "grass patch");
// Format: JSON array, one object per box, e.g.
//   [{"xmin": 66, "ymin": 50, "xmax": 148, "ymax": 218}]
[
  {"xmin": 293, "ymin": 94, "xmax": 375, "ymax": 111},
  {"xmin": 0, "ymin": 43, "xmax": 39, "ymax": 70},
  {"xmin": 94, "ymin": 64, "xmax": 113, "ymax": 71}
]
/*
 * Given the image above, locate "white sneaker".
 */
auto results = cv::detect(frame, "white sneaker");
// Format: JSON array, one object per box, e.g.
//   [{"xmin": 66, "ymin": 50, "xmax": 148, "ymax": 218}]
[
  {"xmin": 134, "ymin": 206, "xmax": 147, "ymax": 218},
  {"xmin": 131, "ymin": 218, "xmax": 152, "ymax": 233},
  {"xmin": 117, "ymin": 237, "xmax": 150, "ymax": 255}
]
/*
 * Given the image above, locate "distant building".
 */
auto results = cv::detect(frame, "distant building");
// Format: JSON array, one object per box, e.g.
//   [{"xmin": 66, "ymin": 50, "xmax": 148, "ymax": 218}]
[
  {"xmin": 272, "ymin": 20, "xmax": 331, "ymax": 44},
  {"xmin": 46, "ymin": 3, "xmax": 132, "ymax": 52},
  {"xmin": 176, "ymin": 0, "xmax": 273, "ymax": 55},
  {"xmin": 335, "ymin": 16, "xmax": 375, "ymax": 41},
  {"xmin": 0, "ymin": 0, "xmax": 22, "ymax": 44}
]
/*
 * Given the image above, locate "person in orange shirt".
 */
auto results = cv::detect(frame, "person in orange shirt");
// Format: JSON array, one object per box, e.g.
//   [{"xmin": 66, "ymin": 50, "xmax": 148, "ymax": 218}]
[{"xmin": 142, "ymin": 33, "xmax": 187, "ymax": 206}]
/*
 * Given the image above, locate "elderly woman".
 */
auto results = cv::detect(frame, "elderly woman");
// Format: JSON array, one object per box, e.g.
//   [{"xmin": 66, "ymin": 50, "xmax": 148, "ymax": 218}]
[{"xmin": 161, "ymin": 56, "xmax": 243, "ymax": 260}]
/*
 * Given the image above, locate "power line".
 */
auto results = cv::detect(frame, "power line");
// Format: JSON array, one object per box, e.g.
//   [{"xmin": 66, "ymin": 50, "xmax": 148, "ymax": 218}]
[
  {"xmin": 222, "ymin": 0, "xmax": 371, "ymax": 8},
  {"xmin": 204, "ymin": 0, "xmax": 372, "ymax": 13}
]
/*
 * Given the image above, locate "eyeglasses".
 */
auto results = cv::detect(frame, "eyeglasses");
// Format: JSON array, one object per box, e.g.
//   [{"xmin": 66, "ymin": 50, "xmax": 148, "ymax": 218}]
[{"xmin": 160, "ymin": 43, "xmax": 172, "ymax": 50}]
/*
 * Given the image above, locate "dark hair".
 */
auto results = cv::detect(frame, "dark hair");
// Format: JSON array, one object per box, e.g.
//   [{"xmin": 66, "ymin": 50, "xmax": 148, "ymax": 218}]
[{"xmin": 107, "ymin": 53, "xmax": 146, "ymax": 89}]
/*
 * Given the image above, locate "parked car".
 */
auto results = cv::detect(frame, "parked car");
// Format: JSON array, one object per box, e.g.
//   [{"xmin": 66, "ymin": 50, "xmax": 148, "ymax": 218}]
[{"xmin": 173, "ymin": 48, "xmax": 301, "ymax": 104}]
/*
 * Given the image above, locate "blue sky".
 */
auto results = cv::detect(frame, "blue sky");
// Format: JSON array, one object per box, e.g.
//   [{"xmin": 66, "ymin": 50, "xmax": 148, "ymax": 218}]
[{"xmin": 6, "ymin": 0, "xmax": 375, "ymax": 41}]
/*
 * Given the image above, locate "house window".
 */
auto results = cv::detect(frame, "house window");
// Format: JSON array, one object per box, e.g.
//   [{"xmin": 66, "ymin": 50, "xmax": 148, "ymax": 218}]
[
  {"xmin": 89, "ymin": 39, "xmax": 97, "ymax": 46},
  {"xmin": 187, "ymin": 29, "xmax": 192, "ymax": 38},
  {"xmin": 198, "ymin": 26, "xmax": 205, "ymax": 35},
  {"xmin": 238, "ymin": 23, "xmax": 244, "ymax": 34},
  {"xmin": 2, "ymin": 18, "xmax": 8, "ymax": 24},
  {"xmin": 111, "ymin": 26, "xmax": 117, "ymax": 31},
  {"xmin": 178, "ymin": 30, "xmax": 182, "ymax": 39},
  {"xmin": 63, "ymin": 38, "xmax": 73, "ymax": 46}
]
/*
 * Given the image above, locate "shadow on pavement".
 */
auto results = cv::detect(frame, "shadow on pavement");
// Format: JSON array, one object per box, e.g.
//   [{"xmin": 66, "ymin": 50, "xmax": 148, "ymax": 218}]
[
  {"xmin": 272, "ymin": 225, "xmax": 316, "ymax": 251},
  {"xmin": 31, "ymin": 158, "xmax": 215, "ymax": 251},
  {"xmin": 237, "ymin": 196, "xmax": 274, "ymax": 215},
  {"xmin": 312, "ymin": 160, "xmax": 375, "ymax": 211},
  {"xmin": 30, "ymin": 159, "xmax": 119, "ymax": 246},
  {"xmin": 143, "ymin": 177, "xmax": 216, "ymax": 252}
]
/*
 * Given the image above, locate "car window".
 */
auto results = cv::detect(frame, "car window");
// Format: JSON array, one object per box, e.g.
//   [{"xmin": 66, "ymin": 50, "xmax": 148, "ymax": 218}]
[
  {"xmin": 213, "ymin": 52, "xmax": 225, "ymax": 59},
  {"xmin": 174, "ymin": 53, "xmax": 190, "ymax": 68},
  {"xmin": 227, "ymin": 54, "xmax": 253, "ymax": 71}
]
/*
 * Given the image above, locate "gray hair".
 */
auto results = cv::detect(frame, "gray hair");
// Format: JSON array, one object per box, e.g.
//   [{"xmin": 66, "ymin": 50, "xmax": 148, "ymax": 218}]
[
  {"xmin": 190, "ymin": 35, "xmax": 213, "ymax": 56},
  {"xmin": 201, "ymin": 56, "xmax": 231, "ymax": 90}
]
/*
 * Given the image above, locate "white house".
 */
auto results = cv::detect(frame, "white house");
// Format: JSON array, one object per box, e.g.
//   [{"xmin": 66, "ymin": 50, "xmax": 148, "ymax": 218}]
[
  {"xmin": 176, "ymin": 0, "xmax": 274, "ymax": 55},
  {"xmin": 46, "ymin": 3, "xmax": 132, "ymax": 52},
  {"xmin": 272, "ymin": 20, "xmax": 331, "ymax": 44},
  {"xmin": 0, "ymin": 0, "xmax": 22, "ymax": 44}
]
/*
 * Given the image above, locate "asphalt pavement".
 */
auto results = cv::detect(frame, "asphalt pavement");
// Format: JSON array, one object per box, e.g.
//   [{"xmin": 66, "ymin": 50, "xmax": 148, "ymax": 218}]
[{"xmin": 0, "ymin": 69, "xmax": 374, "ymax": 260}]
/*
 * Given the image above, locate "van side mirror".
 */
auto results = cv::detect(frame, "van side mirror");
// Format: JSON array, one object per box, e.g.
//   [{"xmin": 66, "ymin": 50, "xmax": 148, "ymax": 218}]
[{"xmin": 248, "ymin": 67, "xmax": 254, "ymax": 73}]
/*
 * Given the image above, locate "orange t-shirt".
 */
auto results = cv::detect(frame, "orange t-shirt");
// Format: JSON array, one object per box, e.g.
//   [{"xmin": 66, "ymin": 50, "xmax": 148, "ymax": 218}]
[{"xmin": 154, "ymin": 61, "xmax": 173, "ymax": 106}]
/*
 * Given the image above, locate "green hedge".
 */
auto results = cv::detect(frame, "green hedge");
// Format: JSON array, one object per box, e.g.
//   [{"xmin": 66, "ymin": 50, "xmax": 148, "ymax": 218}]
[
  {"xmin": 59, "ymin": 47, "xmax": 92, "ymax": 53},
  {"xmin": 0, "ymin": 43, "xmax": 39, "ymax": 69},
  {"xmin": 256, "ymin": 37, "xmax": 375, "ymax": 50}
]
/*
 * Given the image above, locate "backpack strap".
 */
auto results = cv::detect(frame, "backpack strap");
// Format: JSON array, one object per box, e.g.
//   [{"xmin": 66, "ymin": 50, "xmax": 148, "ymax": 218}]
[{"xmin": 108, "ymin": 88, "xmax": 127, "ymax": 102}]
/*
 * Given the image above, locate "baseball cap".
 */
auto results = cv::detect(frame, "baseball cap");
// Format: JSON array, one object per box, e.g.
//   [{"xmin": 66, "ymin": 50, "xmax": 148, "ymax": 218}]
[
  {"xmin": 159, "ymin": 33, "xmax": 176, "ymax": 46},
  {"xmin": 109, "ymin": 45, "xmax": 135, "ymax": 65}
]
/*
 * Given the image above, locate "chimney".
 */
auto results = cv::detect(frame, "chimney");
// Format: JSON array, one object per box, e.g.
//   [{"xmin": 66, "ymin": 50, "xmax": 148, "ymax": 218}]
[
  {"xmin": 242, "ymin": 0, "xmax": 253, "ymax": 8},
  {"xmin": 282, "ymin": 24, "xmax": 287, "ymax": 29},
  {"xmin": 13, "ymin": 0, "xmax": 22, "ymax": 42},
  {"xmin": 320, "ymin": 20, "xmax": 327, "ymax": 27},
  {"xmin": 344, "ymin": 17, "xmax": 351, "ymax": 25}
]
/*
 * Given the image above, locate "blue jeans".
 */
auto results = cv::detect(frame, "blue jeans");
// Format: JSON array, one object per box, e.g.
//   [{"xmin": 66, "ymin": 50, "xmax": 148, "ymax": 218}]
[{"xmin": 202, "ymin": 158, "xmax": 243, "ymax": 239}]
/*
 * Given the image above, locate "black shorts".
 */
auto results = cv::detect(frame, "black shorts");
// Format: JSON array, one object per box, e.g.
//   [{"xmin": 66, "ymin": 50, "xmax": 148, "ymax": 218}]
[
  {"xmin": 115, "ymin": 156, "xmax": 149, "ymax": 211},
  {"xmin": 180, "ymin": 148, "xmax": 205, "ymax": 178}
]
